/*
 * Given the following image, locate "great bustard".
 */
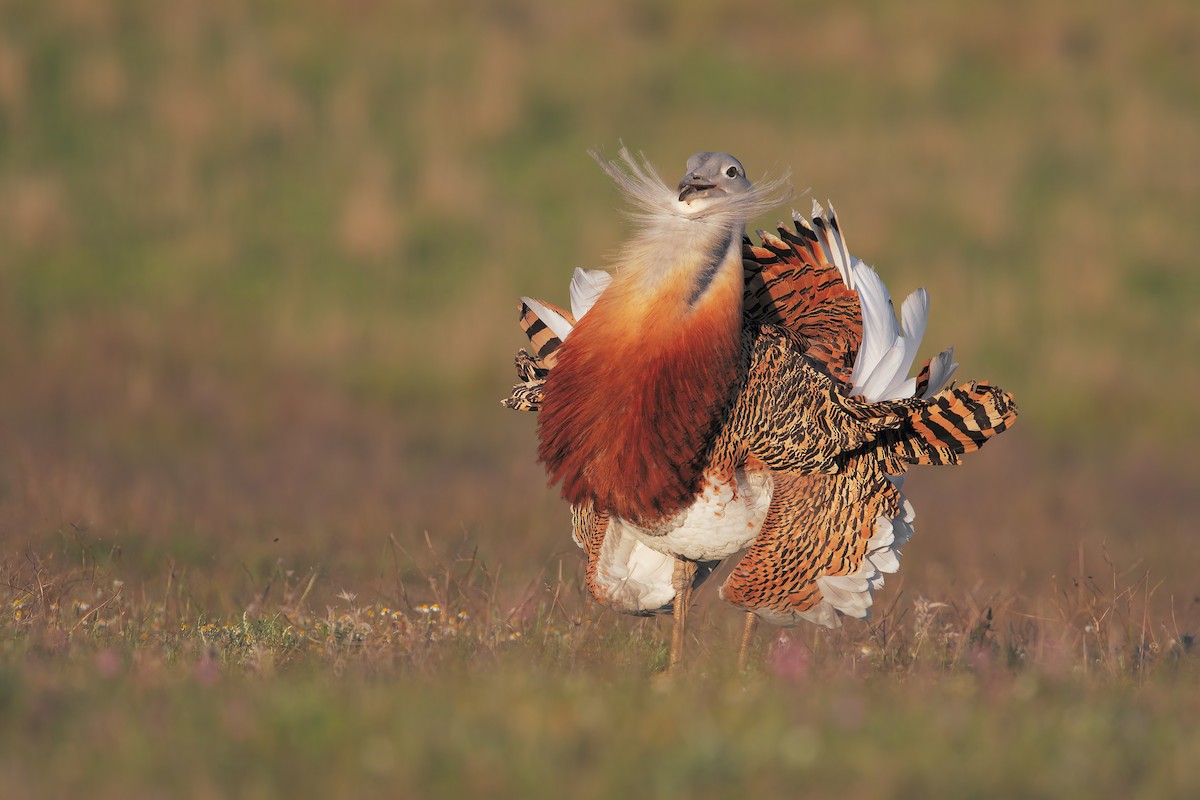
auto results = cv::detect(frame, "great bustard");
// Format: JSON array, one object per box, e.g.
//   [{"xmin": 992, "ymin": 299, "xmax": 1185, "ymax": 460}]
[{"xmin": 503, "ymin": 149, "xmax": 1017, "ymax": 670}]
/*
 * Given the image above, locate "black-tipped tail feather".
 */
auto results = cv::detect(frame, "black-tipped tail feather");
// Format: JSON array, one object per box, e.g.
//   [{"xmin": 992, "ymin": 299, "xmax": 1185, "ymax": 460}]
[{"xmin": 865, "ymin": 381, "xmax": 1017, "ymax": 471}]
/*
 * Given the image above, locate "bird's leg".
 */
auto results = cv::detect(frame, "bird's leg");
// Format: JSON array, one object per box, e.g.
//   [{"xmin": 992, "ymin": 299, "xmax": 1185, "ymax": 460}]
[
  {"xmin": 737, "ymin": 611, "xmax": 759, "ymax": 672},
  {"xmin": 668, "ymin": 558, "xmax": 697, "ymax": 672}
]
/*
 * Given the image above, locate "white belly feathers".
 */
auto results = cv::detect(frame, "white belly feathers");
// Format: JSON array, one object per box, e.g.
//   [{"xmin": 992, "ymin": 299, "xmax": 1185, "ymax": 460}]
[{"xmin": 611, "ymin": 468, "xmax": 775, "ymax": 562}]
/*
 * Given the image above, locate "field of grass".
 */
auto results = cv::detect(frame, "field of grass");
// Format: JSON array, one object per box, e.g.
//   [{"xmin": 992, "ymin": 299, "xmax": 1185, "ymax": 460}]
[{"xmin": 2, "ymin": 0, "xmax": 1199, "ymax": 796}]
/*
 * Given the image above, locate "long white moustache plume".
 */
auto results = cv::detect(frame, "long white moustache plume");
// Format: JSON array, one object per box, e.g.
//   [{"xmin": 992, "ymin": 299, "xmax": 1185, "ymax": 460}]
[{"xmin": 590, "ymin": 146, "xmax": 792, "ymax": 227}]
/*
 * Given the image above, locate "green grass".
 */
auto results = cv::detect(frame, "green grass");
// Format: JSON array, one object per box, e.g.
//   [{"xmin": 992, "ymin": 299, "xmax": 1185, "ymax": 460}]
[
  {"xmin": 2, "ymin": 0, "xmax": 1200, "ymax": 796},
  {"xmin": 3, "ymin": 663, "xmax": 1198, "ymax": 799},
  {"xmin": 2, "ymin": 544, "xmax": 1198, "ymax": 798}
]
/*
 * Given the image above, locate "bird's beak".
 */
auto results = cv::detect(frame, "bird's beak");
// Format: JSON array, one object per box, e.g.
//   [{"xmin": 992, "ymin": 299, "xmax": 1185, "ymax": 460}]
[{"xmin": 677, "ymin": 174, "xmax": 716, "ymax": 202}]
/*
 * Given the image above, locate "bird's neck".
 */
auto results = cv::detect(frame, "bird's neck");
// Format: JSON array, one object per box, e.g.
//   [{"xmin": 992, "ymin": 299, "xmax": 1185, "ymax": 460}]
[
  {"xmin": 537, "ymin": 216, "xmax": 747, "ymax": 524},
  {"xmin": 615, "ymin": 213, "xmax": 743, "ymax": 304},
  {"xmin": 597, "ymin": 216, "xmax": 745, "ymax": 353}
]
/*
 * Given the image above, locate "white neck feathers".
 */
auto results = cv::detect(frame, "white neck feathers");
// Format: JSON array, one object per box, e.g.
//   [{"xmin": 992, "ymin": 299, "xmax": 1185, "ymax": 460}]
[{"xmin": 591, "ymin": 147, "xmax": 788, "ymax": 297}]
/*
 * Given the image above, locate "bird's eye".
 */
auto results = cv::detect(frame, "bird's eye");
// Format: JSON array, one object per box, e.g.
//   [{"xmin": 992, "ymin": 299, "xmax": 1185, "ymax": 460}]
[{"xmin": 725, "ymin": 166, "xmax": 740, "ymax": 178}]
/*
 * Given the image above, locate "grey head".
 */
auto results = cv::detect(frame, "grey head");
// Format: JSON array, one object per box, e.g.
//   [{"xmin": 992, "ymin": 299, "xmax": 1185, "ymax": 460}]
[{"xmin": 676, "ymin": 152, "xmax": 752, "ymax": 204}]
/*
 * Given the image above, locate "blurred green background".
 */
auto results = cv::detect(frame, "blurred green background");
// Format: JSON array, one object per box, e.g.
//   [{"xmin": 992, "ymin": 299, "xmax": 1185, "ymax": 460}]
[
  {"xmin": 3, "ymin": 1, "xmax": 1200, "ymax": 797},
  {"xmin": 2, "ymin": 0, "xmax": 1198, "ymax": 608}
]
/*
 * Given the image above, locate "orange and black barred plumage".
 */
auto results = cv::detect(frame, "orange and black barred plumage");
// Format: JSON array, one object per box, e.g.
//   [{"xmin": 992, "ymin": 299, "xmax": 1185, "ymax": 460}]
[
  {"xmin": 503, "ymin": 153, "xmax": 1018, "ymax": 629},
  {"xmin": 719, "ymin": 467, "xmax": 902, "ymax": 624},
  {"xmin": 865, "ymin": 381, "xmax": 1018, "ymax": 469}
]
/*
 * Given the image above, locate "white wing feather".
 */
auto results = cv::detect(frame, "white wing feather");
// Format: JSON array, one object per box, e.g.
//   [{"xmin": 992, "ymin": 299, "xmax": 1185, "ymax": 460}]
[
  {"xmin": 923, "ymin": 347, "xmax": 959, "ymax": 399},
  {"xmin": 848, "ymin": 263, "xmax": 895, "ymax": 390},
  {"xmin": 569, "ymin": 268, "xmax": 612, "ymax": 320}
]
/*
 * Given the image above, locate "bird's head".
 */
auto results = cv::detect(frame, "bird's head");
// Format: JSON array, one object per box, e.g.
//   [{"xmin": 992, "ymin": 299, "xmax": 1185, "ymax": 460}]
[
  {"xmin": 591, "ymin": 146, "xmax": 790, "ymax": 228},
  {"xmin": 676, "ymin": 152, "xmax": 752, "ymax": 209}
]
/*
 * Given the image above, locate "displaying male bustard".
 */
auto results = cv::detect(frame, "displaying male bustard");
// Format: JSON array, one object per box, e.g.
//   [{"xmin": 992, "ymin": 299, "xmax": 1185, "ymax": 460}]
[{"xmin": 503, "ymin": 149, "xmax": 1017, "ymax": 670}]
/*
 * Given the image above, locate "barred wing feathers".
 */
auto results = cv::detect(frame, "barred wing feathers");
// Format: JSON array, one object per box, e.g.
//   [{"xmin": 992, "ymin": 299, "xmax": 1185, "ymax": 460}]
[
  {"xmin": 741, "ymin": 210, "xmax": 862, "ymax": 385},
  {"xmin": 722, "ymin": 202, "xmax": 1015, "ymax": 627},
  {"xmin": 719, "ymin": 465, "xmax": 910, "ymax": 627},
  {"xmin": 502, "ymin": 270, "xmax": 610, "ymax": 411}
]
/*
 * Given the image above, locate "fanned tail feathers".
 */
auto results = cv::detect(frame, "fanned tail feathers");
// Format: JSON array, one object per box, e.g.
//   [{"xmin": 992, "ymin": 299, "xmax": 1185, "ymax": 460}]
[
  {"xmin": 872, "ymin": 381, "xmax": 1018, "ymax": 471},
  {"xmin": 742, "ymin": 206, "xmax": 862, "ymax": 384}
]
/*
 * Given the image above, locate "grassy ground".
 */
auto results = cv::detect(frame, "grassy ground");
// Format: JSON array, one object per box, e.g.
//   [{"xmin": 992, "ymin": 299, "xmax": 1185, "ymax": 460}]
[{"xmin": 2, "ymin": 0, "xmax": 1199, "ymax": 796}]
